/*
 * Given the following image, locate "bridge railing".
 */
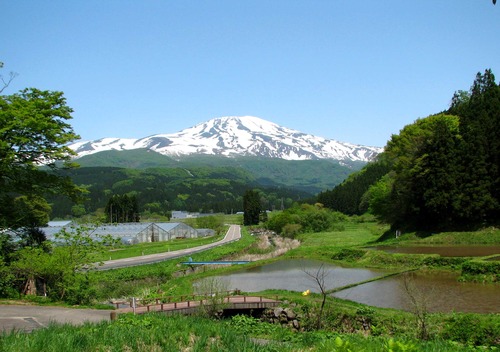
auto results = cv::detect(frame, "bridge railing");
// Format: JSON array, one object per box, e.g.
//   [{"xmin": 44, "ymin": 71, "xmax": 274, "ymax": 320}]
[
  {"xmin": 111, "ymin": 290, "xmax": 241, "ymax": 309},
  {"xmin": 111, "ymin": 291, "xmax": 279, "ymax": 311}
]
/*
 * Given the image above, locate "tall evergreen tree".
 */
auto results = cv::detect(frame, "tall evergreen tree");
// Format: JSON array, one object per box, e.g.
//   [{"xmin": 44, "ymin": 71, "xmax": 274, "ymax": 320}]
[
  {"xmin": 105, "ymin": 194, "xmax": 140, "ymax": 223},
  {"xmin": 448, "ymin": 69, "xmax": 500, "ymax": 225},
  {"xmin": 243, "ymin": 189, "xmax": 261, "ymax": 226},
  {"xmin": 367, "ymin": 69, "xmax": 500, "ymax": 230}
]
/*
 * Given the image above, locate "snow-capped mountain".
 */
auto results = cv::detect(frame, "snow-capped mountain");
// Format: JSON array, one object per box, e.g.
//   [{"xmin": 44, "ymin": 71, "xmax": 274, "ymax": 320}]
[{"xmin": 69, "ymin": 116, "xmax": 382, "ymax": 162}]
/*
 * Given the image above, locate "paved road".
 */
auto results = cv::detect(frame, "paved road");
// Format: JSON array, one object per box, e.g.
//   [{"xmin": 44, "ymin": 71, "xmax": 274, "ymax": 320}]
[
  {"xmin": 0, "ymin": 225, "xmax": 241, "ymax": 333},
  {"xmin": 0, "ymin": 305, "xmax": 112, "ymax": 333},
  {"xmin": 98, "ymin": 224, "xmax": 241, "ymax": 270}
]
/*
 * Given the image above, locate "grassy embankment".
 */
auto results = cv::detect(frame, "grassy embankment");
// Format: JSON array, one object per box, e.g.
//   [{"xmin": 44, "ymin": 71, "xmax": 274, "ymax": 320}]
[{"xmin": 2, "ymin": 219, "xmax": 499, "ymax": 350}]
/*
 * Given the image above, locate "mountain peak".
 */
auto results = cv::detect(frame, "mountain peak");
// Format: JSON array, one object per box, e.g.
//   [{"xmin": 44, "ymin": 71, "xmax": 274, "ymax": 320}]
[{"xmin": 70, "ymin": 116, "xmax": 382, "ymax": 162}]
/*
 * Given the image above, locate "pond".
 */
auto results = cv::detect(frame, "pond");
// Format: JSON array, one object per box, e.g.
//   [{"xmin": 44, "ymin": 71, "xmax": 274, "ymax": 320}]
[
  {"xmin": 214, "ymin": 259, "xmax": 500, "ymax": 313},
  {"xmin": 333, "ymin": 270, "xmax": 500, "ymax": 313},
  {"xmin": 366, "ymin": 245, "xmax": 500, "ymax": 257},
  {"xmin": 214, "ymin": 259, "xmax": 389, "ymax": 294}
]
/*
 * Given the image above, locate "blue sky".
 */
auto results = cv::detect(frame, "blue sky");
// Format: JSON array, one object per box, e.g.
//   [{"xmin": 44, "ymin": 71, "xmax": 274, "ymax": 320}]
[{"xmin": 2, "ymin": 1, "xmax": 499, "ymax": 147}]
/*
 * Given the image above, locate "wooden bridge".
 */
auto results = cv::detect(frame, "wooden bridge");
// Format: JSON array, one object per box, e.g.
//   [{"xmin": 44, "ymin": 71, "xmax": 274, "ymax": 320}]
[{"xmin": 110, "ymin": 294, "xmax": 281, "ymax": 320}]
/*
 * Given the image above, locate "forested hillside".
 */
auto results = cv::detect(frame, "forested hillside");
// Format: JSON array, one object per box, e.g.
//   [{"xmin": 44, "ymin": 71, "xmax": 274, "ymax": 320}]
[
  {"xmin": 75, "ymin": 153, "xmax": 361, "ymax": 194},
  {"xmin": 320, "ymin": 69, "xmax": 500, "ymax": 231},
  {"xmin": 317, "ymin": 156, "xmax": 391, "ymax": 216},
  {"xmin": 49, "ymin": 166, "xmax": 312, "ymax": 219}
]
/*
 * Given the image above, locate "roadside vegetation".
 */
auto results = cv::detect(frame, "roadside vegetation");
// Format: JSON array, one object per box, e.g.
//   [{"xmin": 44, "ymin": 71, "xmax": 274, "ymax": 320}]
[
  {"xmin": 1, "ymin": 217, "xmax": 499, "ymax": 350},
  {"xmin": 0, "ymin": 312, "xmax": 492, "ymax": 352},
  {"xmin": 1, "ymin": 65, "xmax": 499, "ymax": 350},
  {"xmin": 94, "ymin": 233, "xmax": 225, "ymax": 262}
]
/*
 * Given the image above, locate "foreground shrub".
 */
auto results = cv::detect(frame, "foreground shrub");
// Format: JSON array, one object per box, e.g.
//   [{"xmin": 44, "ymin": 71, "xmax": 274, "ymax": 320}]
[
  {"xmin": 460, "ymin": 260, "xmax": 500, "ymax": 282},
  {"xmin": 442, "ymin": 313, "xmax": 500, "ymax": 346},
  {"xmin": 331, "ymin": 248, "xmax": 366, "ymax": 262}
]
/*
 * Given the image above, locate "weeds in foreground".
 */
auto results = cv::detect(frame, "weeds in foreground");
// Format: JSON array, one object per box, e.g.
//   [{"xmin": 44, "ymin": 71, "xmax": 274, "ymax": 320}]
[{"xmin": 1, "ymin": 313, "xmax": 489, "ymax": 351}]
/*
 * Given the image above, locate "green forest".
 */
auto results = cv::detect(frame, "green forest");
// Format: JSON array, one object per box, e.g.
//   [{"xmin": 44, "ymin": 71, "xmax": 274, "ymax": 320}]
[
  {"xmin": 48, "ymin": 166, "xmax": 312, "ymax": 220},
  {"xmin": 1, "ymin": 61, "xmax": 500, "ymax": 350},
  {"xmin": 318, "ymin": 69, "xmax": 499, "ymax": 232}
]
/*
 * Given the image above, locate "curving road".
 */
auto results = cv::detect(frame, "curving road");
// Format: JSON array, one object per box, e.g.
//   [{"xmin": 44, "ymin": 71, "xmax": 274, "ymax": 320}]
[
  {"xmin": 97, "ymin": 224, "xmax": 241, "ymax": 270},
  {"xmin": 0, "ymin": 225, "xmax": 242, "ymax": 332}
]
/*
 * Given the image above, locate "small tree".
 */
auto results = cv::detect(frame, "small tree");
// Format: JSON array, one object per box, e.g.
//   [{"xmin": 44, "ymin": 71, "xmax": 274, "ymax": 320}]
[
  {"xmin": 10, "ymin": 224, "xmax": 118, "ymax": 304},
  {"xmin": 304, "ymin": 264, "xmax": 331, "ymax": 329},
  {"xmin": 194, "ymin": 277, "xmax": 230, "ymax": 318},
  {"xmin": 196, "ymin": 215, "xmax": 225, "ymax": 235},
  {"xmin": 402, "ymin": 272, "xmax": 431, "ymax": 340}
]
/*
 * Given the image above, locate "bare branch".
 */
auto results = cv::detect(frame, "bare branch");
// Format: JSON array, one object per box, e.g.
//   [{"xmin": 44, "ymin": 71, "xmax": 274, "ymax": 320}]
[
  {"xmin": 0, "ymin": 71, "xmax": 18, "ymax": 94},
  {"xmin": 0, "ymin": 62, "xmax": 18, "ymax": 93},
  {"xmin": 303, "ymin": 264, "xmax": 332, "ymax": 329}
]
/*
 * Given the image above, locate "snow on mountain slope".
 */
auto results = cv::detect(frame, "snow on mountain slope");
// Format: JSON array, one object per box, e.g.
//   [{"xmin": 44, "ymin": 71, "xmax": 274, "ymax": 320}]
[{"xmin": 70, "ymin": 116, "xmax": 382, "ymax": 162}]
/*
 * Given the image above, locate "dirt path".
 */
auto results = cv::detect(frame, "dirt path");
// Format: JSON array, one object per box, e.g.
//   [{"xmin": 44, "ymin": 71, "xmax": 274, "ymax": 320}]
[{"xmin": 234, "ymin": 231, "xmax": 300, "ymax": 261}]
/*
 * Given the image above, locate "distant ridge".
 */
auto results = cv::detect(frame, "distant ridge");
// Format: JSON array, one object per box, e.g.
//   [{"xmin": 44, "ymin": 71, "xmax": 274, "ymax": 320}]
[{"xmin": 69, "ymin": 116, "xmax": 382, "ymax": 162}]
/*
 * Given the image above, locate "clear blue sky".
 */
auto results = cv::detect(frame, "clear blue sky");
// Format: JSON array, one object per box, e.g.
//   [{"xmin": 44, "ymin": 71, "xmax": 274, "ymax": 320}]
[{"xmin": 2, "ymin": 1, "xmax": 499, "ymax": 147}]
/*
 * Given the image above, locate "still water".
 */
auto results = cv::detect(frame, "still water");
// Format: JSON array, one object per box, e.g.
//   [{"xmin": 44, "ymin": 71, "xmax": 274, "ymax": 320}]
[
  {"xmin": 333, "ymin": 271, "xmax": 500, "ymax": 313},
  {"xmin": 215, "ymin": 259, "xmax": 500, "ymax": 313},
  {"xmin": 215, "ymin": 259, "xmax": 388, "ymax": 294}
]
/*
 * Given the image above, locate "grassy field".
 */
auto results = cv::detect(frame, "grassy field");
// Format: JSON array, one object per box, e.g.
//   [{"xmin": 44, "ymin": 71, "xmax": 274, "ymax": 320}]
[
  {"xmin": 2, "ymin": 220, "xmax": 499, "ymax": 350},
  {"xmin": 95, "ymin": 233, "xmax": 225, "ymax": 261},
  {"xmin": 412, "ymin": 227, "xmax": 500, "ymax": 245}
]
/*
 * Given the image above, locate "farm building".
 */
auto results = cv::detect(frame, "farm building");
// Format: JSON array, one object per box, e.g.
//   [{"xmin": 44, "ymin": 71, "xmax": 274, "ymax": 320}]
[{"xmin": 40, "ymin": 222, "xmax": 215, "ymax": 245}]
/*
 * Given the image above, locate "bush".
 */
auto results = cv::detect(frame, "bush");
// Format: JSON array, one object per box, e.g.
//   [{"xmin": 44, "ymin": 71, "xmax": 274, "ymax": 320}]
[
  {"xmin": 460, "ymin": 260, "xmax": 500, "ymax": 282},
  {"xmin": 421, "ymin": 256, "xmax": 466, "ymax": 269},
  {"xmin": 331, "ymin": 248, "xmax": 366, "ymax": 262},
  {"xmin": 442, "ymin": 313, "xmax": 500, "ymax": 346},
  {"xmin": 282, "ymin": 224, "xmax": 302, "ymax": 238}
]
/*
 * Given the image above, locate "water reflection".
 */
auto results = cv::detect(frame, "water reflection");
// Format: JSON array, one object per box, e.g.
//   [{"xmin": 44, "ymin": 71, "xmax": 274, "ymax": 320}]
[
  {"xmin": 215, "ymin": 259, "xmax": 500, "ymax": 313},
  {"xmin": 215, "ymin": 259, "xmax": 388, "ymax": 294},
  {"xmin": 333, "ymin": 271, "xmax": 500, "ymax": 313}
]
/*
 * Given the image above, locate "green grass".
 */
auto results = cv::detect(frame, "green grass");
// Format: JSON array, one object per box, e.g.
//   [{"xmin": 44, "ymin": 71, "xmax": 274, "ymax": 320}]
[
  {"xmin": 3, "ymin": 221, "xmax": 500, "ymax": 350},
  {"xmin": 377, "ymin": 227, "xmax": 500, "ymax": 246},
  {"xmin": 412, "ymin": 227, "xmax": 500, "ymax": 245},
  {"xmin": 95, "ymin": 234, "xmax": 225, "ymax": 261},
  {"xmin": 286, "ymin": 221, "xmax": 387, "ymax": 259},
  {"xmin": 0, "ymin": 312, "xmax": 489, "ymax": 351},
  {"xmin": 0, "ymin": 314, "xmax": 280, "ymax": 352},
  {"xmin": 92, "ymin": 228, "xmax": 256, "ymax": 300}
]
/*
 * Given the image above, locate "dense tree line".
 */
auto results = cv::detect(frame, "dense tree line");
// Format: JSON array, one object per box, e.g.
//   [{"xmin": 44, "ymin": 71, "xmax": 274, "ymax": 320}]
[
  {"xmin": 49, "ymin": 167, "xmax": 307, "ymax": 219},
  {"xmin": 321, "ymin": 70, "xmax": 499, "ymax": 232},
  {"xmin": 104, "ymin": 194, "xmax": 140, "ymax": 223},
  {"xmin": 317, "ymin": 157, "xmax": 391, "ymax": 215}
]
